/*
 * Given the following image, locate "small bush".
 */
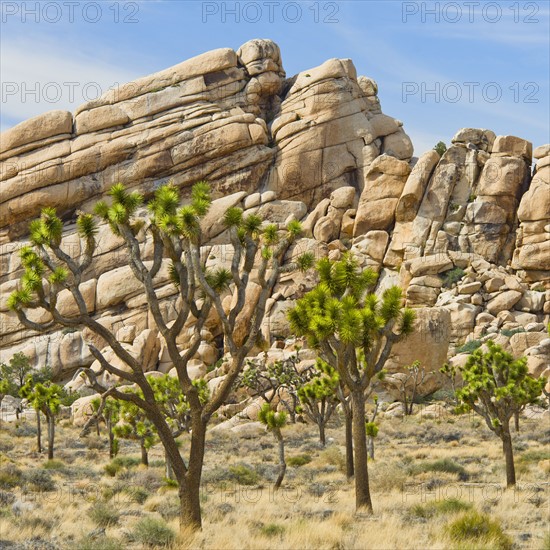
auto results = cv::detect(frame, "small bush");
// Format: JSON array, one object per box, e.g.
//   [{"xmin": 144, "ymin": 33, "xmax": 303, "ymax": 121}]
[
  {"xmin": 14, "ymin": 424, "xmax": 37, "ymax": 437},
  {"xmin": 500, "ymin": 328, "xmax": 525, "ymax": 338},
  {"xmin": 287, "ymin": 454, "xmax": 312, "ymax": 467},
  {"xmin": 0, "ymin": 464, "xmax": 23, "ymax": 488},
  {"xmin": 542, "ymin": 532, "xmax": 550, "ymax": 550},
  {"xmin": 88, "ymin": 502, "xmax": 120, "ymax": 527},
  {"xmin": 124, "ymin": 486, "xmax": 150, "ymax": 504},
  {"xmin": 228, "ymin": 464, "xmax": 260, "ymax": 485},
  {"xmin": 413, "ymin": 458, "xmax": 469, "ymax": 480},
  {"xmin": 0, "ymin": 491, "xmax": 16, "ymax": 506},
  {"xmin": 23, "ymin": 469, "xmax": 55, "ymax": 492},
  {"xmin": 43, "ymin": 459, "xmax": 64, "ymax": 470},
  {"xmin": 456, "ymin": 340, "xmax": 482, "ymax": 355},
  {"xmin": 103, "ymin": 456, "xmax": 140, "ymax": 477},
  {"xmin": 259, "ymin": 523, "xmax": 286, "ymax": 538},
  {"xmin": 77, "ymin": 536, "xmax": 122, "ymax": 550},
  {"xmin": 320, "ymin": 446, "xmax": 346, "ymax": 473},
  {"xmin": 132, "ymin": 517, "xmax": 175, "ymax": 547},
  {"xmin": 446, "ymin": 510, "xmax": 512, "ymax": 549},
  {"xmin": 441, "ymin": 267, "xmax": 465, "ymax": 288},
  {"xmin": 409, "ymin": 498, "xmax": 472, "ymax": 520},
  {"xmin": 519, "ymin": 449, "xmax": 550, "ymax": 463}
]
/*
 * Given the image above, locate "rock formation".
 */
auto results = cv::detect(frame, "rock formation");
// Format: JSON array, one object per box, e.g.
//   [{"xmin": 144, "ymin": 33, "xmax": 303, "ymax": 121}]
[{"xmin": 1, "ymin": 39, "xmax": 548, "ymax": 401}]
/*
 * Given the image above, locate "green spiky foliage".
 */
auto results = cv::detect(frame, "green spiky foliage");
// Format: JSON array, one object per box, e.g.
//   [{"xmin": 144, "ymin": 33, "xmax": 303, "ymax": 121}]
[
  {"xmin": 288, "ymin": 254, "xmax": 415, "ymax": 383},
  {"xmin": 8, "ymin": 178, "xmax": 313, "ymax": 531},
  {"xmin": 365, "ymin": 422, "xmax": 379, "ymax": 438},
  {"xmin": 296, "ymin": 358, "xmax": 340, "ymax": 445},
  {"xmin": 288, "ymin": 253, "xmax": 416, "ymax": 513},
  {"xmin": 456, "ymin": 341, "xmax": 544, "ymax": 486},
  {"xmin": 258, "ymin": 403, "xmax": 288, "ymax": 490},
  {"xmin": 20, "ymin": 376, "xmax": 63, "ymax": 459}
]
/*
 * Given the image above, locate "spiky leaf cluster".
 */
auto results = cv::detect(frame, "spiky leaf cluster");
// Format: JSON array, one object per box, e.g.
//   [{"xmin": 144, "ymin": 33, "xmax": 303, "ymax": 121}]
[
  {"xmin": 456, "ymin": 341, "xmax": 544, "ymax": 430},
  {"xmin": 258, "ymin": 402, "xmax": 287, "ymax": 430},
  {"xmin": 288, "ymin": 254, "xmax": 414, "ymax": 353}
]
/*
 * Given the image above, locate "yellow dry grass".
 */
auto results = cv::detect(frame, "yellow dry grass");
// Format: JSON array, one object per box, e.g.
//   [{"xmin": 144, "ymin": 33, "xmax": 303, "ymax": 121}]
[{"xmin": 0, "ymin": 409, "xmax": 547, "ymax": 549}]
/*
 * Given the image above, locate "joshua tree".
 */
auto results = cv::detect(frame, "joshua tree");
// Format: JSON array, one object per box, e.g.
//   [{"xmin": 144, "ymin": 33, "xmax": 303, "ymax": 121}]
[
  {"xmin": 89, "ymin": 395, "xmax": 121, "ymax": 459},
  {"xmin": 8, "ymin": 181, "xmax": 311, "ymax": 530},
  {"xmin": 456, "ymin": 341, "xmax": 544, "ymax": 487},
  {"xmin": 288, "ymin": 253, "xmax": 415, "ymax": 513},
  {"xmin": 439, "ymin": 362, "xmax": 461, "ymax": 406},
  {"xmin": 258, "ymin": 402, "xmax": 288, "ymax": 490},
  {"xmin": 19, "ymin": 377, "xmax": 63, "ymax": 459},
  {"xmin": 365, "ymin": 394, "xmax": 380, "ymax": 460},
  {"xmin": 393, "ymin": 360, "xmax": 428, "ymax": 416},
  {"xmin": 296, "ymin": 358, "xmax": 340, "ymax": 446}
]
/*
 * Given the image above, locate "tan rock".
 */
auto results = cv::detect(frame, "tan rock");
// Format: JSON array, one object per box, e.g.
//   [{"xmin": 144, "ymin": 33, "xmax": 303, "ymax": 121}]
[
  {"xmin": 1, "ymin": 110, "xmax": 72, "ymax": 154},
  {"xmin": 492, "ymin": 135, "xmax": 532, "ymax": 161},
  {"xmin": 486, "ymin": 290, "xmax": 523, "ymax": 315}
]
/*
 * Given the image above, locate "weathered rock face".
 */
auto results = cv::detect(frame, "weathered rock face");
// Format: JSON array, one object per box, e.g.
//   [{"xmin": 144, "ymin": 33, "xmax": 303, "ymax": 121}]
[{"xmin": 0, "ymin": 41, "xmax": 548, "ymax": 398}]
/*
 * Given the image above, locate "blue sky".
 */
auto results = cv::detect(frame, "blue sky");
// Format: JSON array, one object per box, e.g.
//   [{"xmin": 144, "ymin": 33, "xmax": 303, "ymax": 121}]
[{"xmin": 1, "ymin": 0, "xmax": 549, "ymax": 156}]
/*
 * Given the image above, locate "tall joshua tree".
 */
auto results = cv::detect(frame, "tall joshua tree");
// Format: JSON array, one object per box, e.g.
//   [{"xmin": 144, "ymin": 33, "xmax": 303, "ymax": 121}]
[
  {"xmin": 288, "ymin": 254, "xmax": 415, "ymax": 513},
  {"xmin": 8, "ymin": 181, "xmax": 312, "ymax": 531}
]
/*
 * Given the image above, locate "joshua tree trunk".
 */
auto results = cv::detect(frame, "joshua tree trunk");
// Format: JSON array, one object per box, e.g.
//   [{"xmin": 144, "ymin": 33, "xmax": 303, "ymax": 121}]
[
  {"xmin": 345, "ymin": 408, "xmax": 354, "ymax": 479},
  {"xmin": 165, "ymin": 450, "xmax": 174, "ymax": 480},
  {"xmin": 501, "ymin": 425, "xmax": 516, "ymax": 487},
  {"xmin": 274, "ymin": 427, "xmax": 287, "ymax": 490},
  {"xmin": 514, "ymin": 410, "xmax": 520, "ymax": 433},
  {"xmin": 140, "ymin": 439, "xmax": 149, "ymax": 467},
  {"xmin": 318, "ymin": 419, "xmax": 326, "ymax": 447},
  {"xmin": 351, "ymin": 390, "xmax": 373, "ymax": 512},
  {"xmin": 36, "ymin": 410, "xmax": 42, "ymax": 454},
  {"xmin": 367, "ymin": 436, "xmax": 375, "ymax": 460},
  {"xmin": 177, "ymin": 417, "xmax": 207, "ymax": 530},
  {"xmin": 108, "ymin": 421, "xmax": 116, "ymax": 459},
  {"xmin": 47, "ymin": 413, "xmax": 55, "ymax": 460}
]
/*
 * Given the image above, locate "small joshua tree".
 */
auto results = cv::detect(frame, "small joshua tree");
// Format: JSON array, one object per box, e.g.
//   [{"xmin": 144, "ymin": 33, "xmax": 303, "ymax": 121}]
[
  {"xmin": 456, "ymin": 341, "xmax": 544, "ymax": 487},
  {"xmin": 296, "ymin": 358, "xmax": 340, "ymax": 446},
  {"xmin": 19, "ymin": 377, "xmax": 63, "ymax": 459},
  {"xmin": 393, "ymin": 360, "xmax": 428, "ymax": 416},
  {"xmin": 258, "ymin": 402, "xmax": 287, "ymax": 490}
]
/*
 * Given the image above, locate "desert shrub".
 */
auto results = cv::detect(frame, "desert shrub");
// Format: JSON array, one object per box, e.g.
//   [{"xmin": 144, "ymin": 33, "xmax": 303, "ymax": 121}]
[
  {"xmin": 0, "ymin": 464, "xmax": 23, "ymax": 488},
  {"xmin": 456, "ymin": 340, "xmax": 482, "ymax": 354},
  {"xmin": 88, "ymin": 502, "xmax": 120, "ymax": 527},
  {"xmin": 85, "ymin": 436, "xmax": 106, "ymax": 450},
  {"xmin": 123, "ymin": 486, "xmax": 150, "ymax": 504},
  {"xmin": 103, "ymin": 456, "xmax": 140, "ymax": 477},
  {"xmin": 287, "ymin": 453, "xmax": 312, "ymax": 467},
  {"xmin": 446, "ymin": 510, "xmax": 512, "ymax": 549},
  {"xmin": 23, "ymin": 469, "xmax": 55, "ymax": 491},
  {"xmin": 132, "ymin": 517, "xmax": 175, "ymax": 547},
  {"xmin": 228, "ymin": 464, "xmax": 260, "ymax": 485},
  {"xmin": 369, "ymin": 461, "xmax": 408, "ymax": 492},
  {"xmin": 43, "ymin": 459, "xmax": 64, "ymax": 470},
  {"xmin": 519, "ymin": 449, "xmax": 550, "ymax": 462},
  {"xmin": 13, "ymin": 424, "xmax": 36, "ymax": 437},
  {"xmin": 408, "ymin": 498, "xmax": 472, "ymax": 520},
  {"xmin": 411, "ymin": 458, "xmax": 468, "ymax": 480},
  {"xmin": 134, "ymin": 469, "xmax": 163, "ymax": 492},
  {"xmin": 0, "ymin": 490, "xmax": 15, "ymax": 506},
  {"xmin": 319, "ymin": 445, "xmax": 346, "ymax": 473},
  {"xmin": 500, "ymin": 328, "xmax": 525, "ymax": 337},
  {"xmin": 441, "ymin": 267, "xmax": 465, "ymax": 288},
  {"xmin": 542, "ymin": 532, "xmax": 550, "ymax": 550},
  {"xmin": 15, "ymin": 514, "xmax": 54, "ymax": 532},
  {"xmin": 155, "ymin": 497, "xmax": 180, "ymax": 520},
  {"xmin": 77, "ymin": 536, "xmax": 122, "ymax": 550},
  {"xmin": 0, "ymin": 439, "xmax": 14, "ymax": 453},
  {"xmin": 259, "ymin": 523, "xmax": 286, "ymax": 538}
]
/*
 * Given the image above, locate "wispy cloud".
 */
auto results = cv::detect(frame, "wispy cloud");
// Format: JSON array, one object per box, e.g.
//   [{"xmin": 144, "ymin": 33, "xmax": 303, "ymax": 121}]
[{"xmin": 0, "ymin": 36, "xmax": 140, "ymax": 129}]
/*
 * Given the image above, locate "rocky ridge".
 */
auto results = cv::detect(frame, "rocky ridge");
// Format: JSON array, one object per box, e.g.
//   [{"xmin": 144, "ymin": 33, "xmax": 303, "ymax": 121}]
[{"xmin": 0, "ymin": 39, "xmax": 548, "ymax": 413}]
